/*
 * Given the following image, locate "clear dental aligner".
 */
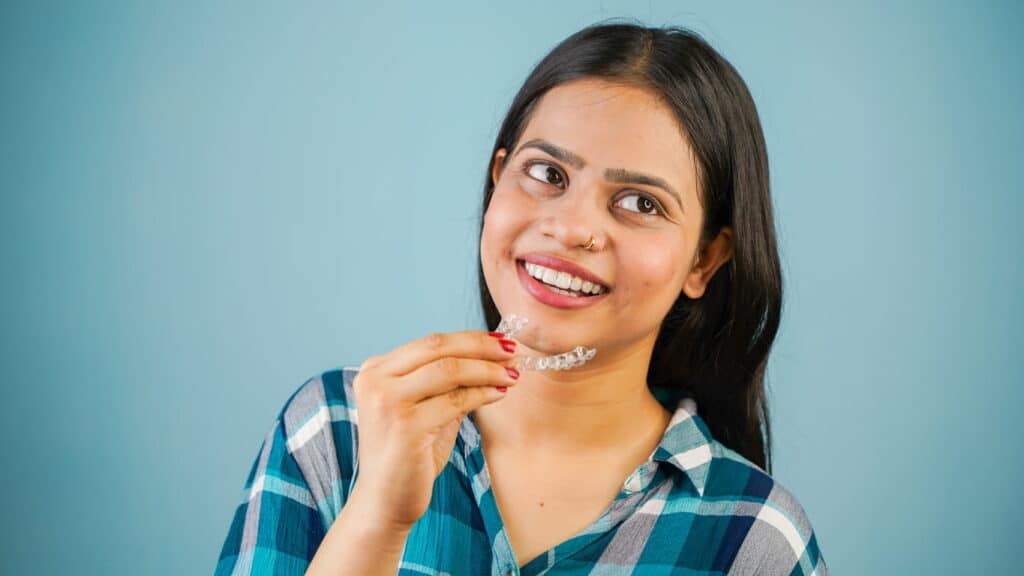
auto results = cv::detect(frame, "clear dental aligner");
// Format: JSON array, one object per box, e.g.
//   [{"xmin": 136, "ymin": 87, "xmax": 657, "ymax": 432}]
[{"xmin": 495, "ymin": 314, "xmax": 597, "ymax": 371}]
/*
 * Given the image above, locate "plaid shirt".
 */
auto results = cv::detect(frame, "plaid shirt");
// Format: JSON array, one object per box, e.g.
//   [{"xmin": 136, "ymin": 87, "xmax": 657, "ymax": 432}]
[{"xmin": 216, "ymin": 367, "xmax": 828, "ymax": 575}]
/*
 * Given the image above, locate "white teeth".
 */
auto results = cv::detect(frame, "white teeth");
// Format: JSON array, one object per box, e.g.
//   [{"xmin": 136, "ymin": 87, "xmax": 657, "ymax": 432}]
[
  {"xmin": 542, "ymin": 268, "xmax": 558, "ymax": 285},
  {"xmin": 555, "ymin": 271, "xmax": 572, "ymax": 289},
  {"xmin": 546, "ymin": 285, "xmax": 581, "ymax": 297},
  {"xmin": 523, "ymin": 261, "xmax": 606, "ymax": 295}
]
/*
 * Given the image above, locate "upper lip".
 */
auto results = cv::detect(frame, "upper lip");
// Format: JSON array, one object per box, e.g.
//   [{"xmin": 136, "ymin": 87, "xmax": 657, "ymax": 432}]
[{"xmin": 517, "ymin": 253, "xmax": 611, "ymax": 290}]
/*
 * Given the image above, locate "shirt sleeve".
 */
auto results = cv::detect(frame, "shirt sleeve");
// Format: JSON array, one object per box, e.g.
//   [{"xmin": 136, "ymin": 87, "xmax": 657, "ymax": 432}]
[
  {"xmin": 214, "ymin": 415, "xmax": 327, "ymax": 576},
  {"xmin": 215, "ymin": 371, "xmax": 359, "ymax": 575}
]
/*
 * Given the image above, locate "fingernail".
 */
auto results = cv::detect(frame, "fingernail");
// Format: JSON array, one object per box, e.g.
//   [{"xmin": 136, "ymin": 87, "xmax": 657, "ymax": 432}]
[
  {"xmin": 487, "ymin": 331, "xmax": 504, "ymax": 338},
  {"xmin": 496, "ymin": 386, "xmax": 508, "ymax": 393},
  {"xmin": 505, "ymin": 367, "xmax": 520, "ymax": 380},
  {"xmin": 499, "ymin": 339, "xmax": 516, "ymax": 353}
]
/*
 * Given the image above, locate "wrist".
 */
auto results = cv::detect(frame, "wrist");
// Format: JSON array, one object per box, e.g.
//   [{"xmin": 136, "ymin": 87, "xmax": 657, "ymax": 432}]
[{"xmin": 343, "ymin": 486, "xmax": 416, "ymax": 545}]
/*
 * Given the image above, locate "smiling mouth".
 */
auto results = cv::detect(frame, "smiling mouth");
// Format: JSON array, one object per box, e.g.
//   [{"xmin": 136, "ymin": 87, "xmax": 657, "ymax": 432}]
[{"xmin": 518, "ymin": 260, "xmax": 608, "ymax": 298}]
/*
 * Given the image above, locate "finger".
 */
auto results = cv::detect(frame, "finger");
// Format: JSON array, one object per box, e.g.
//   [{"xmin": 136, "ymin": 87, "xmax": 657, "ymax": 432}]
[
  {"xmin": 376, "ymin": 330, "xmax": 516, "ymax": 377},
  {"xmin": 415, "ymin": 384, "xmax": 509, "ymax": 430},
  {"xmin": 398, "ymin": 357, "xmax": 519, "ymax": 403}
]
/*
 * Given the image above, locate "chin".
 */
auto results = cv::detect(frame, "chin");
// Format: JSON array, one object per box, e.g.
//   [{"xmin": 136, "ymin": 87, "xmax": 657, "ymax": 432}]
[{"xmin": 519, "ymin": 325, "xmax": 593, "ymax": 355}]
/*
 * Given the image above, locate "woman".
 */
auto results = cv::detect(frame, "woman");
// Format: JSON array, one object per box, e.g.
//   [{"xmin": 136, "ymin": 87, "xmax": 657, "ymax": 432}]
[{"xmin": 216, "ymin": 21, "xmax": 829, "ymax": 575}]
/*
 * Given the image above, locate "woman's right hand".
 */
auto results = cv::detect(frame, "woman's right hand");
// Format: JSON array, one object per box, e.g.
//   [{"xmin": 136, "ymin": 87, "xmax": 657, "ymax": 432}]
[{"xmin": 348, "ymin": 330, "xmax": 520, "ymax": 532}]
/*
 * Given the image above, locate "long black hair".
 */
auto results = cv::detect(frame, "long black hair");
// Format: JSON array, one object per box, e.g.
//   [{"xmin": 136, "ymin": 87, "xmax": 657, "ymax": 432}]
[{"xmin": 477, "ymin": 20, "xmax": 781, "ymax": 474}]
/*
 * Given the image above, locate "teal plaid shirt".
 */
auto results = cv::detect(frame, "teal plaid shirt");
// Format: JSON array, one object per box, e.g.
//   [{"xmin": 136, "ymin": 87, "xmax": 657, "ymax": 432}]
[{"xmin": 216, "ymin": 367, "xmax": 828, "ymax": 575}]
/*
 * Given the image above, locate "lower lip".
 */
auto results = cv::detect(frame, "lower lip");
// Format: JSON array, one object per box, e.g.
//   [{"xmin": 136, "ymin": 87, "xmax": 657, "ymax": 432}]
[{"xmin": 516, "ymin": 260, "xmax": 609, "ymax": 309}]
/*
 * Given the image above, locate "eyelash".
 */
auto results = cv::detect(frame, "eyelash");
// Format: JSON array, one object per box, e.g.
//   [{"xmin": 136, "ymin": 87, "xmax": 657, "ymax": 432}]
[{"xmin": 521, "ymin": 160, "xmax": 668, "ymax": 218}]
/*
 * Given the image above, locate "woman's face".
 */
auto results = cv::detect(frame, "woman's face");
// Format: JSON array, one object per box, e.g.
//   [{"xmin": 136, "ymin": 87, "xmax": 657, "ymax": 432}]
[{"xmin": 481, "ymin": 78, "xmax": 729, "ymax": 360}]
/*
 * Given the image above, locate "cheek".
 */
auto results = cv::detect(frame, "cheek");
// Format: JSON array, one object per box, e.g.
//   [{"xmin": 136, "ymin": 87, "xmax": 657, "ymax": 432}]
[
  {"xmin": 620, "ymin": 241, "xmax": 688, "ymax": 300},
  {"xmin": 480, "ymin": 188, "xmax": 531, "ymax": 311},
  {"xmin": 481, "ymin": 187, "xmax": 527, "ymax": 256},
  {"xmin": 480, "ymin": 206, "xmax": 506, "ymax": 262},
  {"xmin": 480, "ymin": 196, "xmax": 518, "ymax": 294}
]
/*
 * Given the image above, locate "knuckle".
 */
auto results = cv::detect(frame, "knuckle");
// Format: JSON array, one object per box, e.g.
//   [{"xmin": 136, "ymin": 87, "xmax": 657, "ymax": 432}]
[
  {"xmin": 353, "ymin": 358, "xmax": 381, "ymax": 396},
  {"xmin": 352, "ymin": 374, "xmax": 390, "ymax": 411},
  {"xmin": 359, "ymin": 355, "xmax": 381, "ymax": 371},
  {"xmin": 447, "ymin": 386, "xmax": 469, "ymax": 410},
  {"xmin": 364, "ymin": 387, "xmax": 390, "ymax": 414},
  {"xmin": 423, "ymin": 332, "xmax": 446, "ymax": 351},
  {"xmin": 351, "ymin": 372, "xmax": 367, "ymax": 395},
  {"xmin": 435, "ymin": 357, "xmax": 460, "ymax": 378}
]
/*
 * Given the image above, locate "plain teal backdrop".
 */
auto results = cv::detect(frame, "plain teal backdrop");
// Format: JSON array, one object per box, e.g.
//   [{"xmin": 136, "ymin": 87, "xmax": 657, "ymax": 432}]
[{"xmin": 2, "ymin": 1, "xmax": 1021, "ymax": 574}]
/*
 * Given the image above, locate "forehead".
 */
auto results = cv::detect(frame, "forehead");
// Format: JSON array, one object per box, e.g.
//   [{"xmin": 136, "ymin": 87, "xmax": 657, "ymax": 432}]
[{"xmin": 517, "ymin": 78, "xmax": 699, "ymax": 197}]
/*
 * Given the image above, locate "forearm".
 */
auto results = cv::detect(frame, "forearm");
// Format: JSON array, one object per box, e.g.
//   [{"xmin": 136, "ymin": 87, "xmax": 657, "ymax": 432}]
[{"xmin": 305, "ymin": 490, "xmax": 412, "ymax": 576}]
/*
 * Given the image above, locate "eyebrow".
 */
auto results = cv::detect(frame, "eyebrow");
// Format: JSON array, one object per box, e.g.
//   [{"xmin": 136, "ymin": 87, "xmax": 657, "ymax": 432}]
[{"xmin": 513, "ymin": 138, "xmax": 684, "ymax": 214}]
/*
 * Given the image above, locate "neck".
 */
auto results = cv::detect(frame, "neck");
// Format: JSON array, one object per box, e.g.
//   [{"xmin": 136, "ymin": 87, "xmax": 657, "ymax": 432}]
[{"xmin": 471, "ymin": 334, "xmax": 672, "ymax": 456}]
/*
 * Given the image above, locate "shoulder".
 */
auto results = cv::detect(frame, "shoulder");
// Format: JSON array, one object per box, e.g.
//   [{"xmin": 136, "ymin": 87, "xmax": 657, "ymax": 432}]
[
  {"xmin": 704, "ymin": 441, "xmax": 829, "ymax": 575},
  {"xmin": 277, "ymin": 366, "xmax": 359, "ymax": 438},
  {"xmin": 274, "ymin": 366, "xmax": 363, "ymax": 520}
]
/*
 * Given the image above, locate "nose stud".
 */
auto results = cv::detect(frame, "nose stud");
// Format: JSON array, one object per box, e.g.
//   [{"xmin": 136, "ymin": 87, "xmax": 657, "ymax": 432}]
[{"xmin": 582, "ymin": 235, "xmax": 596, "ymax": 251}]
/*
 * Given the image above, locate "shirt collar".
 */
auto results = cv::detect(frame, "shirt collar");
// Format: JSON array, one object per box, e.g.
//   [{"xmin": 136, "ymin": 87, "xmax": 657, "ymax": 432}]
[
  {"xmin": 650, "ymin": 393, "xmax": 714, "ymax": 498},
  {"xmin": 458, "ymin": 390, "xmax": 715, "ymax": 498}
]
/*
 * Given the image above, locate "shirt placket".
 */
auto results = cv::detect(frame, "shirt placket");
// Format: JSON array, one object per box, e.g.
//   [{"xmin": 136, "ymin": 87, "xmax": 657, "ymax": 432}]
[{"xmin": 459, "ymin": 417, "xmax": 664, "ymax": 576}]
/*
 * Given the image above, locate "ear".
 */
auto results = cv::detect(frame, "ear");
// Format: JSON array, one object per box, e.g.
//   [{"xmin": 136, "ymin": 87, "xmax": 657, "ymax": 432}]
[
  {"xmin": 491, "ymin": 148, "xmax": 508, "ymax": 189},
  {"xmin": 682, "ymin": 226, "xmax": 734, "ymax": 300}
]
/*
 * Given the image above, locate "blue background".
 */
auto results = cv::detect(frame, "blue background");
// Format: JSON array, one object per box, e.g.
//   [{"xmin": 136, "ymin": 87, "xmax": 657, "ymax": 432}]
[{"xmin": 2, "ymin": 1, "xmax": 1021, "ymax": 574}]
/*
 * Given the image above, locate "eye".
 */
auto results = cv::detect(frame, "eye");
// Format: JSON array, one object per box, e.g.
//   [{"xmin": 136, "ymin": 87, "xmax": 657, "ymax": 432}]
[
  {"xmin": 525, "ymin": 161, "xmax": 566, "ymax": 188},
  {"xmin": 615, "ymin": 192, "xmax": 665, "ymax": 217}
]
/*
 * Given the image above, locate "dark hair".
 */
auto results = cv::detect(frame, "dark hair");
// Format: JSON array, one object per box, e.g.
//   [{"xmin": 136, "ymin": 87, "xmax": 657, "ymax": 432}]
[{"xmin": 477, "ymin": 20, "xmax": 781, "ymax": 474}]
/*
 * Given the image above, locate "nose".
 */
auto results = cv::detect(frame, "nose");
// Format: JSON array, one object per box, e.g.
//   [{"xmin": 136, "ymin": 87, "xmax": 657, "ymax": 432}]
[{"xmin": 536, "ymin": 195, "xmax": 603, "ymax": 251}]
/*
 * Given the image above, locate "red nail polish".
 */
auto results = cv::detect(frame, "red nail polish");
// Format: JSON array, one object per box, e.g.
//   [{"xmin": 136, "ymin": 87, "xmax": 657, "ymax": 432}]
[
  {"xmin": 505, "ymin": 367, "xmax": 520, "ymax": 379},
  {"xmin": 487, "ymin": 331, "xmax": 504, "ymax": 338},
  {"xmin": 499, "ymin": 339, "xmax": 516, "ymax": 353},
  {"xmin": 496, "ymin": 386, "xmax": 508, "ymax": 393}
]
